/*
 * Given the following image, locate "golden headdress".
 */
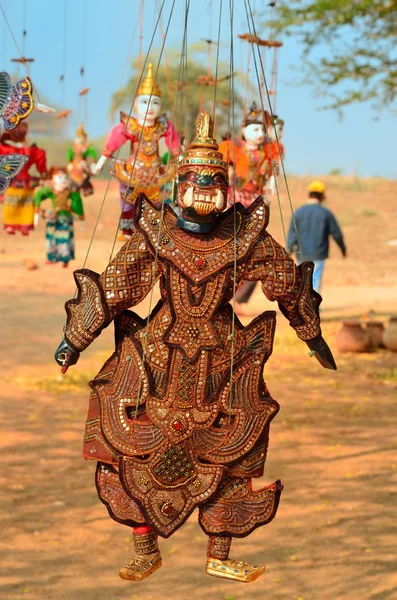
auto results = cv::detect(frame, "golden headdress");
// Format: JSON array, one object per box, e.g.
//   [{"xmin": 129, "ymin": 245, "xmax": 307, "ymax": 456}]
[
  {"xmin": 178, "ymin": 111, "xmax": 228, "ymax": 175},
  {"xmin": 244, "ymin": 102, "xmax": 271, "ymax": 127},
  {"xmin": 137, "ymin": 62, "xmax": 162, "ymax": 98},
  {"xmin": 75, "ymin": 123, "xmax": 87, "ymax": 138}
]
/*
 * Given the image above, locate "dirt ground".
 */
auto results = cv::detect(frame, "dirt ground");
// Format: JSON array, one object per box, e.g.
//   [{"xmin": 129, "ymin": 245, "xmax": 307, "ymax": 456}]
[{"xmin": 1, "ymin": 177, "xmax": 396, "ymax": 600}]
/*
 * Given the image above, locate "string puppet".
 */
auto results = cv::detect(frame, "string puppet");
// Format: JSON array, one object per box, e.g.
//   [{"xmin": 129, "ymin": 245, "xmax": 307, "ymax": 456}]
[
  {"xmin": 56, "ymin": 112, "xmax": 336, "ymax": 584},
  {"xmin": 0, "ymin": 73, "xmax": 40, "ymax": 217},
  {"xmin": 34, "ymin": 168, "xmax": 84, "ymax": 267},
  {"xmin": 93, "ymin": 62, "xmax": 179, "ymax": 240},
  {"xmin": 67, "ymin": 123, "xmax": 97, "ymax": 196},
  {"xmin": 219, "ymin": 102, "xmax": 272, "ymax": 209}
]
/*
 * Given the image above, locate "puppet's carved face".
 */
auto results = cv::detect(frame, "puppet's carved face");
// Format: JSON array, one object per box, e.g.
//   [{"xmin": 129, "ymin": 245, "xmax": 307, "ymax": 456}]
[
  {"xmin": 53, "ymin": 172, "xmax": 70, "ymax": 192},
  {"xmin": 177, "ymin": 167, "xmax": 228, "ymax": 216},
  {"xmin": 242, "ymin": 123, "xmax": 266, "ymax": 145},
  {"xmin": 134, "ymin": 95, "xmax": 161, "ymax": 121}
]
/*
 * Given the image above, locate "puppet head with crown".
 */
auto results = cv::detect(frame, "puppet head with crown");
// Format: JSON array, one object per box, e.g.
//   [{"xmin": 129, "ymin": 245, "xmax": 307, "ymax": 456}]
[
  {"xmin": 242, "ymin": 102, "xmax": 271, "ymax": 147},
  {"xmin": 133, "ymin": 62, "xmax": 162, "ymax": 124},
  {"xmin": 175, "ymin": 112, "xmax": 228, "ymax": 231},
  {"xmin": 74, "ymin": 123, "xmax": 88, "ymax": 146}
]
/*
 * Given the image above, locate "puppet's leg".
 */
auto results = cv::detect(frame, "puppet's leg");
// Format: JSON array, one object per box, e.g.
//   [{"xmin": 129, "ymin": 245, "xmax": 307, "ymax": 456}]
[
  {"xmin": 119, "ymin": 525, "xmax": 162, "ymax": 581},
  {"xmin": 95, "ymin": 464, "xmax": 162, "ymax": 581},
  {"xmin": 205, "ymin": 535, "xmax": 265, "ymax": 583},
  {"xmin": 200, "ymin": 473, "xmax": 282, "ymax": 583}
]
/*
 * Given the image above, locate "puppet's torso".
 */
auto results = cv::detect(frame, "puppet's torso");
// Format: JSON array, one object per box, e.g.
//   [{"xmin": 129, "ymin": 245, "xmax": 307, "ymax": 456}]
[{"xmin": 65, "ymin": 195, "xmax": 320, "ymax": 538}]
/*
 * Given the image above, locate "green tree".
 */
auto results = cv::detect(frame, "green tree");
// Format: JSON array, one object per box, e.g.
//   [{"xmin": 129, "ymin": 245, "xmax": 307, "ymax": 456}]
[
  {"xmin": 110, "ymin": 47, "xmax": 249, "ymax": 141},
  {"xmin": 271, "ymin": 0, "xmax": 397, "ymax": 113}
]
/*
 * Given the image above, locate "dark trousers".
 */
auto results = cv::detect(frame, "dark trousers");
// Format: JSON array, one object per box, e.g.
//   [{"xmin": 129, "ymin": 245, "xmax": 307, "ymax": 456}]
[{"xmin": 235, "ymin": 281, "xmax": 257, "ymax": 304}]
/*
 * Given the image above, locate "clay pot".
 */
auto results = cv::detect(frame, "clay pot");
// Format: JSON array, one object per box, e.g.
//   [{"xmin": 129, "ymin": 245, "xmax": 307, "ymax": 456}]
[
  {"xmin": 23, "ymin": 259, "xmax": 38, "ymax": 271},
  {"xmin": 335, "ymin": 322, "xmax": 371, "ymax": 353},
  {"xmin": 366, "ymin": 321, "xmax": 385, "ymax": 348},
  {"xmin": 383, "ymin": 317, "xmax": 397, "ymax": 352}
]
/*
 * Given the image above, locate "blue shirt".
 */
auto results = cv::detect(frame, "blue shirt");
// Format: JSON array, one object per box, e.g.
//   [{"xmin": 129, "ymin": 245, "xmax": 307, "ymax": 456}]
[{"xmin": 286, "ymin": 202, "xmax": 346, "ymax": 261}]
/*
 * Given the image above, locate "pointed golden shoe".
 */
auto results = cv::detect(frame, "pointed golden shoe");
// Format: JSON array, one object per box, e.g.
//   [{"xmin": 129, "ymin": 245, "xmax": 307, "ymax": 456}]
[
  {"xmin": 119, "ymin": 551, "xmax": 162, "ymax": 581},
  {"xmin": 205, "ymin": 557, "xmax": 265, "ymax": 583}
]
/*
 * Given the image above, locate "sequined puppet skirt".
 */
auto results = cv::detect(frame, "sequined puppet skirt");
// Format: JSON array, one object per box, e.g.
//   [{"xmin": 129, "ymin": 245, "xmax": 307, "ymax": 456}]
[
  {"xmin": 3, "ymin": 186, "xmax": 35, "ymax": 233},
  {"xmin": 46, "ymin": 213, "xmax": 75, "ymax": 263},
  {"xmin": 82, "ymin": 309, "xmax": 283, "ymax": 539}
]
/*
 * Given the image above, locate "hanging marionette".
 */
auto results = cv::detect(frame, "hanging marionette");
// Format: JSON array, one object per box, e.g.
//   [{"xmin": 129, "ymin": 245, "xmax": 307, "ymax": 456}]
[
  {"xmin": 34, "ymin": 167, "xmax": 84, "ymax": 268},
  {"xmin": 67, "ymin": 123, "xmax": 97, "ymax": 196},
  {"xmin": 92, "ymin": 62, "xmax": 179, "ymax": 240},
  {"xmin": 0, "ymin": 74, "xmax": 48, "ymax": 232},
  {"xmin": 219, "ymin": 102, "xmax": 273, "ymax": 209},
  {"xmin": 1, "ymin": 120, "xmax": 47, "ymax": 235},
  {"xmin": 55, "ymin": 111, "xmax": 336, "ymax": 584}
]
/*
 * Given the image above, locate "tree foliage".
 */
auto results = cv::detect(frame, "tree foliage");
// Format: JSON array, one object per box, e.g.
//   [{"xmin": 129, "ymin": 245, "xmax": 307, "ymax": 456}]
[
  {"xmin": 110, "ymin": 47, "xmax": 249, "ymax": 141},
  {"xmin": 271, "ymin": 0, "xmax": 397, "ymax": 113}
]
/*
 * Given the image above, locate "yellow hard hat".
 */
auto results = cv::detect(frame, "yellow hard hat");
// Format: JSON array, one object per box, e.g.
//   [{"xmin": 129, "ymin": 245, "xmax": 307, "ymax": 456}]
[{"xmin": 308, "ymin": 180, "xmax": 326, "ymax": 194}]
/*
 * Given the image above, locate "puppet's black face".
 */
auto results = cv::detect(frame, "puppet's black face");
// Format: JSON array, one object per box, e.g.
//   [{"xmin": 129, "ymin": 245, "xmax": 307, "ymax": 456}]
[{"xmin": 176, "ymin": 167, "xmax": 228, "ymax": 218}]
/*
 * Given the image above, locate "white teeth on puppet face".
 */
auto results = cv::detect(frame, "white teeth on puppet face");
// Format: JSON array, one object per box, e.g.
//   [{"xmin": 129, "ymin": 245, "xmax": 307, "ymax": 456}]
[
  {"xmin": 183, "ymin": 186, "xmax": 193, "ymax": 207},
  {"xmin": 215, "ymin": 189, "xmax": 224, "ymax": 210}
]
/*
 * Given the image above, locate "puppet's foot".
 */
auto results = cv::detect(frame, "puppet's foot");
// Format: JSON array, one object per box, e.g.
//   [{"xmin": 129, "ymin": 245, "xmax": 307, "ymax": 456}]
[
  {"xmin": 119, "ymin": 529, "xmax": 162, "ymax": 581},
  {"xmin": 119, "ymin": 552, "xmax": 162, "ymax": 581},
  {"xmin": 205, "ymin": 558, "xmax": 265, "ymax": 583}
]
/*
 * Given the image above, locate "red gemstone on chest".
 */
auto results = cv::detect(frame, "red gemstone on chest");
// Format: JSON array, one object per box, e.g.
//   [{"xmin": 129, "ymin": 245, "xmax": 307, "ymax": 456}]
[
  {"xmin": 162, "ymin": 502, "xmax": 175, "ymax": 516},
  {"xmin": 193, "ymin": 256, "xmax": 204, "ymax": 268},
  {"xmin": 172, "ymin": 420, "xmax": 183, "ymax": 431}
]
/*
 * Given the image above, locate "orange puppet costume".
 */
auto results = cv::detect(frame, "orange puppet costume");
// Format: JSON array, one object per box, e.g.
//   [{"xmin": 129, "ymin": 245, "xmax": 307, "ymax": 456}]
[{"xmin": 219, "ymin": 103, "xmax": 272, "ymax": 208}]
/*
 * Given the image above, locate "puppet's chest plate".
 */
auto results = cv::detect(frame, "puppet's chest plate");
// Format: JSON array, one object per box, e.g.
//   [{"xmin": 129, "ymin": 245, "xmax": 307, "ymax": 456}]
[
  {"xmin": 128, "ymin": 117, "xmax": 168, "ymax": 157},
  {"xmin": 138, "ymin": 197, "xmax": 268, "ymax": 284}
]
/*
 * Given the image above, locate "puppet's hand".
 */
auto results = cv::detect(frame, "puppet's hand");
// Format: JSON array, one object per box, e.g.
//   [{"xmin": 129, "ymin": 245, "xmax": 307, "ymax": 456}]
[
  {"xmin": 92, "ymin": 155, "xmax": 107, "ymax": 175},
  {"xmin": 55, "ymin": 339, "xmax": 80, "ymax": 373},
  {"xmin": 306, "ymin": 334, "xmax": 337, "ymax": 370}
]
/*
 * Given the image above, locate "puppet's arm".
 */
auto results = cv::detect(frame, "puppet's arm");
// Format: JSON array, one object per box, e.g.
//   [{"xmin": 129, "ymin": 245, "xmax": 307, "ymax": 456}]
[
  {"xmin": 55, "ymin": 228, "xmax": 161, "ymax": 370},
  {"xmin": 245, "ymin": 232, "xmax": 336, "ymax": 370}
]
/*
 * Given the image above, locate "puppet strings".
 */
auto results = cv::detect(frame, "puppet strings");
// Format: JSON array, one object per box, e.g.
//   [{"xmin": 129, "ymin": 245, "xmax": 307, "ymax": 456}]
[
  {"xmin": 224, "ymin": 0, "xmax": 238, "ymax": 422},
  {"xmin": 244, "ymin": 0, "xmax": 303, "ymax": 254},
  {"xmin": 243, "ymin": 0, "xmax": 287, "ymax": 240},
  {"xmin": 107, "ymin": 0, "xmax": 177, "ymax": 264},
  {"xmin": 80, "ymin": 0, "xmax": 169, "ymax": 275},
  {"xmin": 134, "ymin": 0, "xmax": 191, "ymax": 417},
  {"xmin": 157, "ymin": 0, "xmax": 173, "ymax": 105},
  {"xmin": 0, "ymin": 3, "xmax": 42, "ymax": 103},
  {"xmin": 211, "ymin": 0, "xmax": 223, "ymax": 125}
]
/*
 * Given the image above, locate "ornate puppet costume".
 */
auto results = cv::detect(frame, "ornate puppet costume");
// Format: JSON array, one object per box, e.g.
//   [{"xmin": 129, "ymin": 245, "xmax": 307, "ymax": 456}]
[
  {"xmin": 0, "ymin": 73, "xmax": 34, "ymax": 198},
  {"xmin": 1, "ymin": 121, "xmax": 47, "ymax": 235},
  {"xmin": 67, "ymin": 123, "xmax": 97, "ymax": 196},
  {"xmin": 56, "ymin": 112, "xmax": 336, "ymax": 584},
  {"xmin": 93, "ymin": 63, "xmax": 179, "ymax": 239},
  {"xmin": 34, "ymin": 168, "xmax": 84, "ymax": 267},
  {"xmin": 219, "ymin": 102, "xmax": 272, "ymax": 209}
]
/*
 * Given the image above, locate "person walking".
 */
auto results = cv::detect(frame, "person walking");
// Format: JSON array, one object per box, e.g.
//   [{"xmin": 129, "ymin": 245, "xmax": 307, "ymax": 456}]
[{"xmin": 286, "ymin": 180, "xmax": 346, "ymax": 293}]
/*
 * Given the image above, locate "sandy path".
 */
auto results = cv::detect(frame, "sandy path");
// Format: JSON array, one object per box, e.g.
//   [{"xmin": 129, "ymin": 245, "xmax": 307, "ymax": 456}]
[{"xmin": 1, "ymin": 178, "xmax": 396, "ymax": 600}]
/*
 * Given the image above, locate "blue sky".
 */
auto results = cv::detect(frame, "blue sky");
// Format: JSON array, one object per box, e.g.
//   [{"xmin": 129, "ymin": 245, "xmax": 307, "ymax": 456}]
[{"xmin": 1, "ymin": 0, "xmax": 396, "ymax": 178}]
